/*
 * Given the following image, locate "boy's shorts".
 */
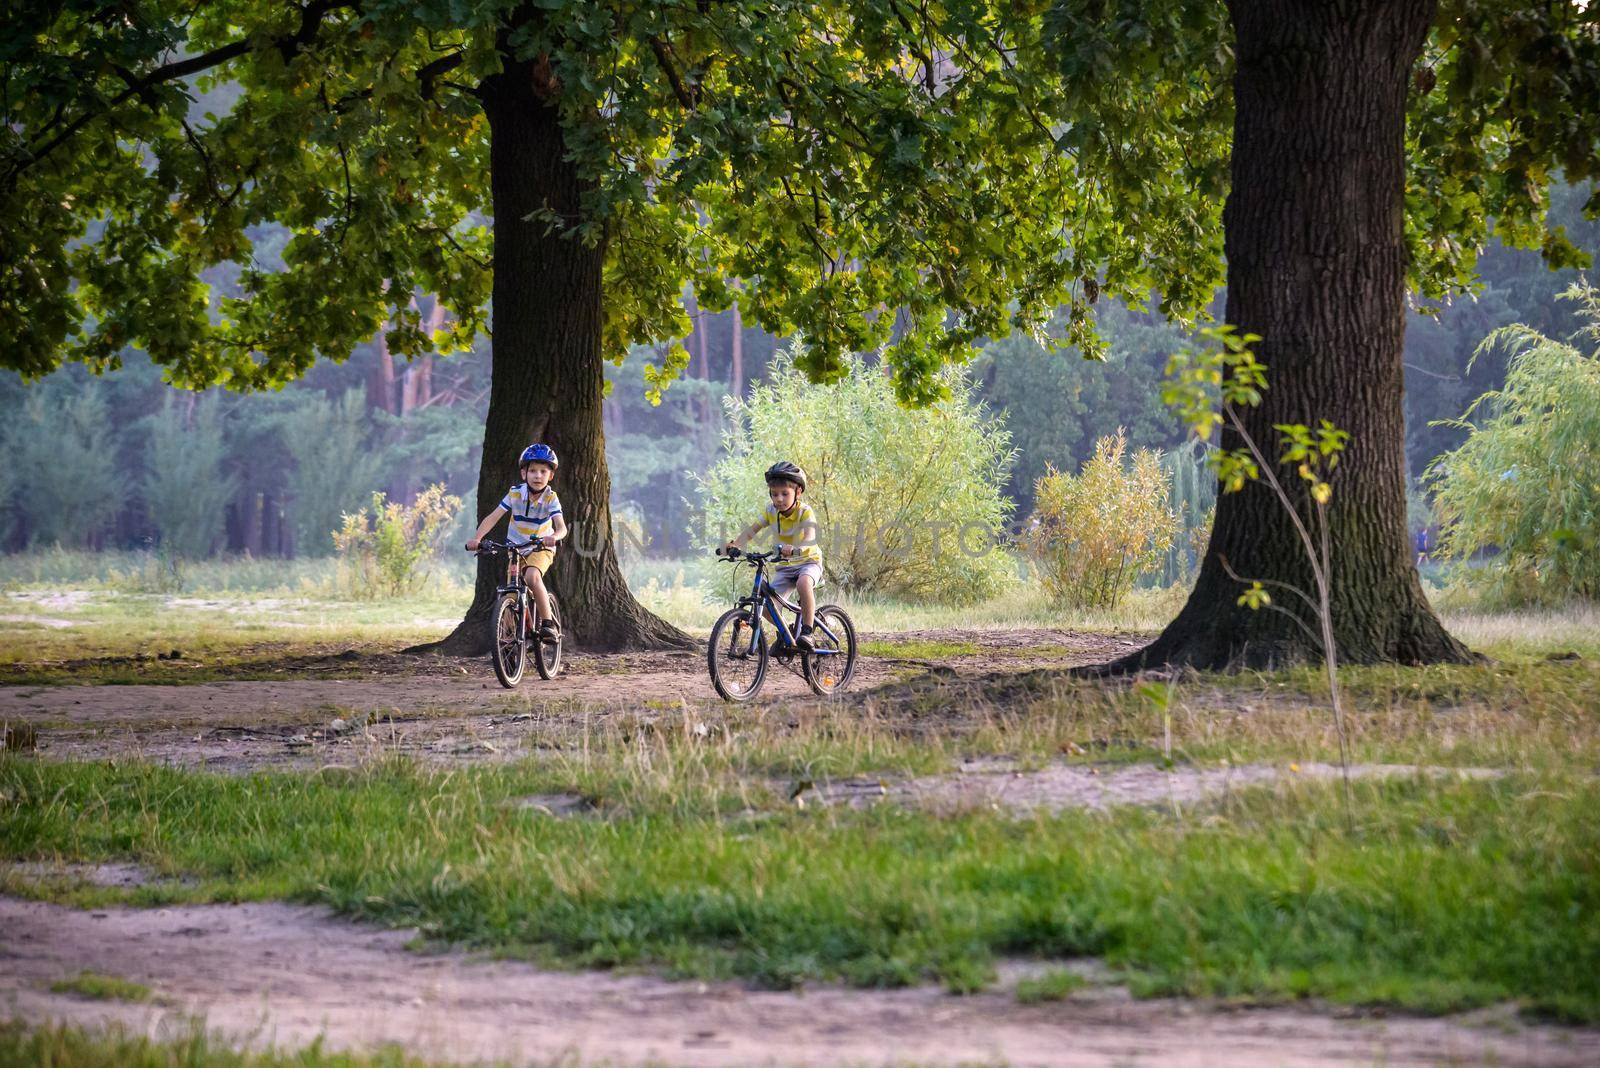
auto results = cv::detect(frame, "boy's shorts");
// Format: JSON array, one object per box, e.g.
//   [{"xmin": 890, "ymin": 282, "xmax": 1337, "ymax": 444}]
[
  {"xmin": 769, "ymin": 561, "xmax": 823, "ymax": 597},
  {"xmin": 509, "ymin": 544, "xmax": 555, "ymax": 577}
]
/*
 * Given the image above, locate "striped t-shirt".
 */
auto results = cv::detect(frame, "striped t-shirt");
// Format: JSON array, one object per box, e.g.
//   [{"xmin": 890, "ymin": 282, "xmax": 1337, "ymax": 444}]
[{"xmin": 500, "ymin": 483, "xmax": 562, "ymax": 546}]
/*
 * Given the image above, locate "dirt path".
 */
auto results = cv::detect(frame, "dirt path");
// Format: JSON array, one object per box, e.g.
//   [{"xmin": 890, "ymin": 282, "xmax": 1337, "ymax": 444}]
[
  {"xmin": 804, "ymin": 759, "xmax": 1503, "ymax": 814},
  {"xmin": 0, "ymin": 629, "xmax": 1142, "ymax": 770},
  {"xmin": 4, "ymin": 896, "xmax": 1592, "ymax": 1068}
]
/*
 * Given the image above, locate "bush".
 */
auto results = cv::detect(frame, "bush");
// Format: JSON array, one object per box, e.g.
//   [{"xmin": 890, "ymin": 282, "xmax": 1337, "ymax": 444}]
[
  {"xmin": 1426, "ymin": 283, "xmax": 1600, "ymax": 605},
  {"xmin": 1158, "ymin": 438, "xmax": 1216, "ymax": 586},
  {"xmin": 143, "ymin": 394, "xmax": 237, "ymax": 558},
  {"xmin": 696, "ymin": 347, "xmax": 1017, "ymax": 605},
  {"xmin": 332, "ymin": 483, "xmax": 462, "ymax": 598},
  {"xmin": 1026, "ymin": 430, "xmax": 1178, "ymax": 609}
]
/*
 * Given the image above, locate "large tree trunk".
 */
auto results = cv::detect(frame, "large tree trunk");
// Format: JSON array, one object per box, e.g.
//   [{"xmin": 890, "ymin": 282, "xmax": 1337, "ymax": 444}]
[
  {"xmin": 730, "ymin": 296, "xmax": 743, "ymax": 400},
  {"xmin": 1109, "ymin": 0, "xmax": 1474, "ymax": 671},
  {"xmin": 421, "ymin": 44, "xmax": 688, "ymax": 654}
]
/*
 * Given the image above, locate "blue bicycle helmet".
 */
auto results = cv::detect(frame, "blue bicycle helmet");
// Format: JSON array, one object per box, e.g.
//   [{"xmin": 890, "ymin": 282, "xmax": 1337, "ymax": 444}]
[{"xmin": 519, "ymin": 443, "xmax": 558, "ymax": 469}]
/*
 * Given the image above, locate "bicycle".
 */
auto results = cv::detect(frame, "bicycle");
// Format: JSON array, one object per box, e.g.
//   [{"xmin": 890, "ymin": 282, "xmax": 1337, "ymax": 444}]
[
  {"xmin": 472, "ymin": 539, "xmax": 563, "ymax": 687},
  {"xmin": 707, "ymin": 547, "xmax": 857, "ymax": 702}
]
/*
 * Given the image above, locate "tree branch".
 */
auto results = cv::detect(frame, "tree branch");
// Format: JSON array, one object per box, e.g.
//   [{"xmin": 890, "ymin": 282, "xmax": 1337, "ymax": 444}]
[
  {"xmin": 648, "ymin": 35, "xmax": 698, "ymax": 110},
  {"xmin": 6, "ymin": 1, "xmax": 355, "ymax": 188},
  {"xmin": 418, "ymin": 51, "xmax": 466, "ymax": 101}
]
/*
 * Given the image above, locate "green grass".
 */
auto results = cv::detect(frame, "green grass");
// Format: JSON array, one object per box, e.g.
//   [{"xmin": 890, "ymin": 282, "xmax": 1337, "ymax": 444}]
[
  {"xmin": 48, "ymin": 971, "xmax": 154, "ymax": 1002},
  {"xmin": 1014, "ymin": 969, "xmax": 1088, "ymax": 1004},
  {"xmin": 860, "ymin": 638, "xmax": 984, "ymax": 659},
  {"xmin": 0, "ymin": 1021, "xmax": 495, "ymax": 1068},
  {"xmin": 4, "ymin": 756, "xmax": 1596, "ymax": 1020},
  {"xmin": 9, "ymin": 549, "xmax": 1592, "ymax": 688}
]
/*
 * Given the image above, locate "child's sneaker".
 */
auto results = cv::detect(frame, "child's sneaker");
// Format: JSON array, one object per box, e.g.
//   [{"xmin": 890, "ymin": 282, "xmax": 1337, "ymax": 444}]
[
  {"xmin": 538, "ymin": 617, "xmax": 562, "ymax": 642},
  {"xmin": 796, "ymin": 625, "xmax": 816, "ymax": 653}
]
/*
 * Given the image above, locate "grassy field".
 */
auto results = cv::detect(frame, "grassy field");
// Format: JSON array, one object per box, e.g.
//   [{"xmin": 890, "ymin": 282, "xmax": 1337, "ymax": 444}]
[
  {"xmin": 4, "ymin": 550, "xmax": 1598, "ymax": 1027},
  {"xmin": 0, "ymin": 1022, "xmax": 474, "ymax": 1068},
  {"xmin": 4, "ymin": 756, "xmax": 1596, "ymax": 1019},
  {"xmin": 5, "ymin": 548, "xmax": 1594, "ymax": 678},
  {"xmin": 0, "ymin": 549, "xmax": 1180, "ymax": 683}
]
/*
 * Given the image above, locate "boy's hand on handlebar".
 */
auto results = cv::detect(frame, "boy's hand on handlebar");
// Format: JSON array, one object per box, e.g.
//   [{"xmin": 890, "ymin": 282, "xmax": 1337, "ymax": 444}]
[
  {"xmin": 465, "ymin": 539, "xmax": 480, "ymax": 551},
  {"xmin": 779, "ymin": 544, "xmax": 794, "ymax": 559}
]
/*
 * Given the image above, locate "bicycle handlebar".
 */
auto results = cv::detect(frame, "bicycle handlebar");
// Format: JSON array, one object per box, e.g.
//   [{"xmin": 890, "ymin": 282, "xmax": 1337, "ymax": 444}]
[
  {"xmin": 471, "ymin": 539, "xmax": 541, "ymax": 556},
  {"xmin": 716, "ymin": 546, "xmax": 785, "ymax": 564}
]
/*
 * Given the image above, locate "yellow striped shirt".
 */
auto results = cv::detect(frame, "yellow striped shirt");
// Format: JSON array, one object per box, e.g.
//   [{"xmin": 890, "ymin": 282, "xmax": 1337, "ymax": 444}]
[{"xmin": 753, "ymin": 501, "xmax": 822, "ymax": 565}]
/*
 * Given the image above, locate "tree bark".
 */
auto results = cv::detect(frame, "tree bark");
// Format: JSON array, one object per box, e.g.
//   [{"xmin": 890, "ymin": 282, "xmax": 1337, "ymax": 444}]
[
  {"xmin": 1105, "ymin": 0, "xmax": 1474, "ymax": 671},
  {"xmin": 418, "ymin": 40, "xmax": 688, "ymax": 655},
  {"xmin": 730, "ymin": 296, "xmax": 743, "ymax": 400},
  {"xmin": 368, "ymin": 329, "xmax": 396, "ymax": 415}
]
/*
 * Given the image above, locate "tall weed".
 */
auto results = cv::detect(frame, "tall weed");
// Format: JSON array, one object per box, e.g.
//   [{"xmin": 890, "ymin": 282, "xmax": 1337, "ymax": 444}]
[{"xmin": 333, "ymin": 484, "xmax": 462, "ymax": 599}]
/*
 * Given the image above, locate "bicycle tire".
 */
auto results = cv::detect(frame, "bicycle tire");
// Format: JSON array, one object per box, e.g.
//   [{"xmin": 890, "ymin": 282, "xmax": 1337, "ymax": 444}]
[
  {"xmin": 534, "ymin": 591, "xmax": 563, "ymax": 680},
  {"xmin": 491, "ymin": 592, "xmax": 526, "ymax": 688},
  {"xmin": 708, "ymin": 606, "xmax": 768, "ymax": 702},
  {"xmin": 803, "ymin": 604, "xmax": 858, "ymax": 696}
]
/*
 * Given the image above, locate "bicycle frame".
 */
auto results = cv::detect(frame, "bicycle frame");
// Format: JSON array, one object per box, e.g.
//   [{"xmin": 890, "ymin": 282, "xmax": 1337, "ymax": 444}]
[
  {"xmin": 489, "ymin": 543, "xmax": 539, "ymax": 627},
  {"xmin": 735, "ymin": 553, "xmax": 843, "ymax": 657}
]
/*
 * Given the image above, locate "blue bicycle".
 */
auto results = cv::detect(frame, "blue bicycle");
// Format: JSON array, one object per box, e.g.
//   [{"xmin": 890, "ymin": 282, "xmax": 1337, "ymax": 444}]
[{"xmin": 709, "ymin": 547, "xmax": 858, "ymax": 702}]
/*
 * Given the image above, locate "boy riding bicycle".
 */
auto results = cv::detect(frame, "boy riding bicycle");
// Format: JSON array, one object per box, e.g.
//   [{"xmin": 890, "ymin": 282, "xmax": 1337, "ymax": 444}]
[
  {"xmin": 722, "ymin": 461, "xmax": 821, "ymax": 651},
  {"xmin": 466, "ymin": 443, "xmax": 565, "ymax": 640}
]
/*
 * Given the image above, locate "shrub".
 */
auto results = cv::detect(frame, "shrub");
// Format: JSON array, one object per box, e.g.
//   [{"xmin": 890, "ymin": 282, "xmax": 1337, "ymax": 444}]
[
  {"xmin": 332, "ymin": 483, "xmax": 462, "ymax": 598},
  {"xmin": 1426, "ymin": 282, "xmax": 1600, "ymax": 605},
  {"xmin": 696, "ymin": 347, "xmax": 1017, "ymax": 605},
  {"xmin": 1026, "ymin": 430, "xmax": 1178, "ymax": 609},
  {"xmin": 143, "ymin": 394, "xmax": 237, "ymax": 558},
  {"xmin": 1158, "ymin": 438, "xmax": 1216, "ymax": 586}
]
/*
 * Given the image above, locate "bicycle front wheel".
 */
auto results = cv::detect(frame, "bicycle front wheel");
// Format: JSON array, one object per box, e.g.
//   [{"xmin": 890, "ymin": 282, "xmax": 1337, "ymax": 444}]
[
  {"xmin": 803, "ymin": 604, "xmax": 858, "ymax": 696},
  {"xmin": 491, "ymin": 592, "xmax": 526, "ymax": 688},
  {"xmin": 534, "ymin": 591, "xmax": 563, "ymax": 680},
  {"xmin": 708, "ymin": 606, "xmax": 768, "ymax": 702}
]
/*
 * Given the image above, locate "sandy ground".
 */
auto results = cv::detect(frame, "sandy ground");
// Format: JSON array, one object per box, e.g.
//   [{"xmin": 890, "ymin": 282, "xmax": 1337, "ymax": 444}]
[
  {"xmin": 4, "ymin": 893, "xmax": 1595, "ymax": 1068},
  {"xmin": 798, "ymin": 759, "xmax": 1504, "ymax": 815},
  {"xmin": 0, "ymin": 629, "xmax": 1144, "ymax": 770}
]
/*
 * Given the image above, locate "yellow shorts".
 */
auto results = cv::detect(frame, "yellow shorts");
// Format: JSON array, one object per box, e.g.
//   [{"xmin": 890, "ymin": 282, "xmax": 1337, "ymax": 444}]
[{"xmin": 511, "ymin": 548, "xmax": 555, "ymax": 578}]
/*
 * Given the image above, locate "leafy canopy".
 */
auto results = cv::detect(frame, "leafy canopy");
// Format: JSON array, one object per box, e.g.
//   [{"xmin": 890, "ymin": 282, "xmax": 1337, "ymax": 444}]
[
  {"xmin": 11, "ymin": 2, "xmax": 1591, "ymax": 408},
  {"xmin": 1047, "ymin": 0, "xmax": 1600, "ymax": 310},
  {"xmin": 3, "ymin": 0, "xmax": 1091, "ymax": 405}
]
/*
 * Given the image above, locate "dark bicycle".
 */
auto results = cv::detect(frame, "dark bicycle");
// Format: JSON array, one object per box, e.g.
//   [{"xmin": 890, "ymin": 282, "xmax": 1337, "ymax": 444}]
[
  {"xmin": 708, "ymin": 547, "xmax": 857, "ymax": 702},
  {"xmin": 473, "ymin": 539, "xmax": 563, "ymax": 687}
]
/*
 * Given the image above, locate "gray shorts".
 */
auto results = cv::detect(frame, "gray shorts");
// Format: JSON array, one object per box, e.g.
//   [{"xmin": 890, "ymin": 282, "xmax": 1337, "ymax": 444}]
[{"xmin": 769, "ymin": 561, "xmax": 823, "ymax": 596}]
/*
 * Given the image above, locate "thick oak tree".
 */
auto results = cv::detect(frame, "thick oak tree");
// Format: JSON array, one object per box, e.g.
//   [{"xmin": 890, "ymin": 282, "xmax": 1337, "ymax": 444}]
[
  {"xmin": 2, "ymin": 1, "xmax": 1079, "ymax": 650},
  {"xmin": 1047, "ymin": 0, "xmax": 1600, "ymax": 668}
]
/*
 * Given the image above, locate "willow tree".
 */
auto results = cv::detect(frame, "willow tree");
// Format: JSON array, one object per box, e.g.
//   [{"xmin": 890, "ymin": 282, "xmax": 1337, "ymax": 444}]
[
  {"xmin": 2, "ymin": 1, "xmax": 1078, "ymax": 650},
  {"xmin": 1044, "ymin": 0, "xmax": 1600, "ymax": 668}
]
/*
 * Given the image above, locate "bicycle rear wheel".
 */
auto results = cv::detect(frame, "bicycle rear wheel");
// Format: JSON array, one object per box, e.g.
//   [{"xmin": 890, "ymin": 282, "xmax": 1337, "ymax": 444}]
[
  {"xmin": 803, "ymin": 604, "xmax": 858, "ymax": 696},
  {"xmin": 534, "ymin": 591, "xmax": 563, "ymax": 680},
  {"xmin": 491, "ymin": 592, "xmax": 526, "ymax": 688},
  {"xmin": 708, "ymin": 606, "xmax": 768, "ymax": 702}
]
